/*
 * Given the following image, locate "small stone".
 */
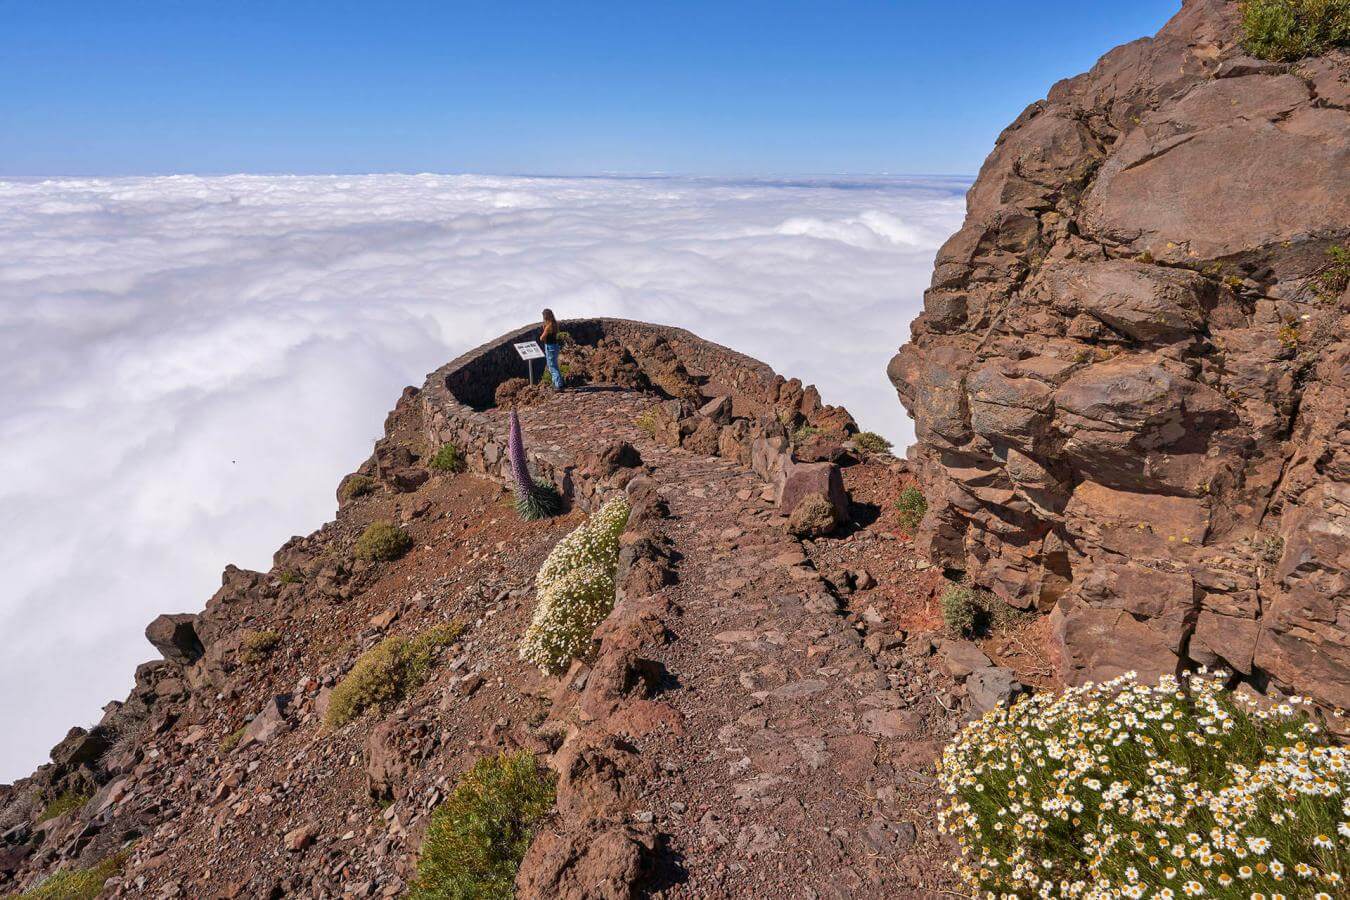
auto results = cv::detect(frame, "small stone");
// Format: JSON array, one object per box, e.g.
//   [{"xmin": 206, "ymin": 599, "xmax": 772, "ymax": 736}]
[{"xmin": 284, "ymin": 823, "xmax": 318, "ymax": 852}]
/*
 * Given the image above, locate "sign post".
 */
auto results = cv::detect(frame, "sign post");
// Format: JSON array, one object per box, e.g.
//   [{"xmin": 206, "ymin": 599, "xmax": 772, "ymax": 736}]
[{"xmin": 514, "ymin": 340, "xmax": 545, "ymax": 385}]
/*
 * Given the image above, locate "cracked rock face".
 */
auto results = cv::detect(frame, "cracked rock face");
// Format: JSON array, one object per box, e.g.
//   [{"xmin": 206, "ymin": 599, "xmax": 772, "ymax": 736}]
[{"xmin": 890, "ymin": 0, "xmax": 1349, "ymax": 713}]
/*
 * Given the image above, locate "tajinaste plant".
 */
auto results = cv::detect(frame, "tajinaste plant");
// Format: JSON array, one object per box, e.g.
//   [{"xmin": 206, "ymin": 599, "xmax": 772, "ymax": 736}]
[{"xmin": 508, "ymin": 410, "xmax": 559, "ymax": 521}]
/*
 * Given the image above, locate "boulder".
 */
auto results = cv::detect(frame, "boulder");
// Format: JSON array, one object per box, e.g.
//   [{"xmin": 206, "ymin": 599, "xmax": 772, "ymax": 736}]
[
  {"xmin": 966, "ymin": 667, "xmax": 1022, "ymax": 714},
  {"xmin": 583, "ymin": 440, "xmax": 642, "ymax": 477},
  {"xmin": 786, "ymin": 493, "xmax": 839, "ymax": 538},
  {"xmin": 935, "ymin": 640, "xmax": 992, "ymax": 681},
  {"xmin": 49, "ymin": 727, "xmax": 110, "ymax": 770},
  {"xmin": 777, "ymin": 461, "xmax": 849, "ymax": 524},
  {"xmin": 698, "ymin": 395, "xmax": 732, "ymax": 424},
  {"xmin": 144, "ymin": 614, "xmax": 204, "ymax": 665},
  {"xmin": 515, "ymin": 824, "xmax": 654, "ymax": 900}
]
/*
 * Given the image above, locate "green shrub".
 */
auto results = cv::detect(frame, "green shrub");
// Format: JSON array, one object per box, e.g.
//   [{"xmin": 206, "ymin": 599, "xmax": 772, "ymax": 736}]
[
  {"xmin": 37, "ymin": 790, "xmax": 89, "ymax": 822},
  {"xmin": 410, "ymin": 751, "xmax": 557, "ymax": 900},
  {"xmin": 430, "ymin": 442, "xmax": 467, "ymax": 473},
  {"xmin": 940, "ymin": 583, "xmax": 1022, "ymax": 637},
  {"xmin": 895, "ymin": 485, "xmax": 927, "ymax": 531},
  {"xmin": 278, "ymin": 569, "xmax": 303, "ymax": 585},
  {"xmin": 516, "ymin": 478, "xmax": 562, "ymax": 522},
  {"xmin": 220, "ymin": 727, "xmax": 245, "ymax": 753},
  {"xmin": 1315, "ymin": 244, "xmax": 1350, "ymax": 299},
  {"xmin": 791, "ymin": 423, "xmax": 820, "ymax": 445},
  {"xmin": 938, "ymin": 671, "xmax": 1350, "ymax": 897},
  {"xmin": 339, "ymin": 474, "xmax": 377, "ymax": 502},
  {"xmin": 354, "ymin": 521, "xmax": 413, "ymax": 562},
  {"xmin": 20, "ymin": 851, "xmax": 129, "ymax": 900},
  {"xmin": 852, "ymin": 431, "xmax": 893, "ymax": 454},
  {"xmin": 1240, "ymin": 0, "xmax": 1350, "ymax": 60},
  {"xmin": 324, "ymin": 622, "xmax": 464, "ymax": 729},
  {"xmin": 241, "ymin": 629, "xmax": 282, "ymax": 664},
  {"xmin": 520, "ymin": 497, "xmax": 630, "ymax": 674},
  {"xmin": 634, "ymin": 409, "xmax": 660, "ymax": 439}
]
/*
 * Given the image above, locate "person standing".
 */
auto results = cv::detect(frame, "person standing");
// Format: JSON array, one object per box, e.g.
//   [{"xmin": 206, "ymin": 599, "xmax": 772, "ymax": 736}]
[{"xmin": 540, "ymin": 309, "xmax": 564, "ymax": 391}]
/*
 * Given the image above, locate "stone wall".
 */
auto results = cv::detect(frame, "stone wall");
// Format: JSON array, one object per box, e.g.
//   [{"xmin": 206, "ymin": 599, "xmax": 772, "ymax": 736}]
[{"xmin": 416, "ymin": 317, "xmax": 853, "ymax": 513}]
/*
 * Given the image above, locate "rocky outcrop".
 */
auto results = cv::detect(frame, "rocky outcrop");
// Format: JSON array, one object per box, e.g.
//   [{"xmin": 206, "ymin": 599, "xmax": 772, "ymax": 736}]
[{"xmin": 889, "ymin": 0, "xmax": 1349, "ymax": 715}]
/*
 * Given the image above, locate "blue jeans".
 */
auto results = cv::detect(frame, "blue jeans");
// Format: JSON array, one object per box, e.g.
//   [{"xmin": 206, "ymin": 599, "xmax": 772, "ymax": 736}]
[{"xmin": 543, "ymin": 342, "xmax": 563, "ymax": 389}]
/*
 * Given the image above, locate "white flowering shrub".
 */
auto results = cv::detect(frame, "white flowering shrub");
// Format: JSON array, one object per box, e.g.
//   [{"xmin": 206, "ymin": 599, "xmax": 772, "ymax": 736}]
[
  {"xmin": 938, "ymin": 671, "xmax": 1348, "ymax": 899},
  {"xmin": 519, "ymin": 496, "xmax": 630, "ymax": 674}
]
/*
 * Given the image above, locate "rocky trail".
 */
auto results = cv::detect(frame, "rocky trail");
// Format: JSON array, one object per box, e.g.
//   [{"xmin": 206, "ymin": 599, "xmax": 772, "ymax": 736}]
[
  {"xmin": 516, "ymin": 391, "xmax": 966, "ymax": 897},
  {"xmin": 2, "ymin": 322, "xmax": 1020, "ymax": 899}
]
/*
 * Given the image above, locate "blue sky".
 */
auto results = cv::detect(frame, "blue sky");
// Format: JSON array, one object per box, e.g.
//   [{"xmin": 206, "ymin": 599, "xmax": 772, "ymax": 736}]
[{"xmin": 1, "ymin": 0, "xmax": 1179, "ymax": 176}]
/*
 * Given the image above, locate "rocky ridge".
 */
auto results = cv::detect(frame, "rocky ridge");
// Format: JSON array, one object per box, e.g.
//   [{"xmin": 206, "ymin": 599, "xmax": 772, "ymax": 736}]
[
  {"xmin": 889, "ymin": 0, "xmax": 1349, "ymax": 716},
  {"xmin": 1, "ymin": 320, "xmax": 1007, "ymax": 898}
]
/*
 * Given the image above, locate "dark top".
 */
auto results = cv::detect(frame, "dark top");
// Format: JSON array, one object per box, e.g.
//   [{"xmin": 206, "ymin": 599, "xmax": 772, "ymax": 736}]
[{"xmin": 540, "ymin": 320, "xmax": 557, "ymax": 344}]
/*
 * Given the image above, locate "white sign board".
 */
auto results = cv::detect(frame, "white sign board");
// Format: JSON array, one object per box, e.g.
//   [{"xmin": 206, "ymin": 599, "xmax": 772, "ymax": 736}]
[{"xmin": 514, "ymin": 341, "xmax": 544, "ymax": 361}]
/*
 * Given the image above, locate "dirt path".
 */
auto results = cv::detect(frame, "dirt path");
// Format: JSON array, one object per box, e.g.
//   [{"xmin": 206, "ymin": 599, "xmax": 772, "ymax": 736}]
[{"xmin": 516, "ymin": 388, "xmax": 962, "ymax": 898}]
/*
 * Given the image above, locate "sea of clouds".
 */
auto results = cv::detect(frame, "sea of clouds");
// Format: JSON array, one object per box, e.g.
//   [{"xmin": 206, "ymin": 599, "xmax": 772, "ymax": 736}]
[{"xmin": 0, "ymin": 173, "xmax": 966, "ymax": 781}]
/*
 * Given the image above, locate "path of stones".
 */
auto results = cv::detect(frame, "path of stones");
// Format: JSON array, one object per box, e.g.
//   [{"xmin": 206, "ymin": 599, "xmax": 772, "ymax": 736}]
[{"xmin": 517, "ymin": 388, "xmax": 960, "ymax": 898}]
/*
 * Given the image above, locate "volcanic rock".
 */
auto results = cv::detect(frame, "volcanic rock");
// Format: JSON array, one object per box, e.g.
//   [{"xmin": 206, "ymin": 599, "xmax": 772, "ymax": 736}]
[{"xmin": 888, "ymin": 0, "xmax": 1350, "ymax": 711}]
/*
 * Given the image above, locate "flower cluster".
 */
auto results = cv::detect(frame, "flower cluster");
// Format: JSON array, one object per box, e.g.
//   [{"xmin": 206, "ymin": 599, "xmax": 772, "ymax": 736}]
[
  {"xmin": 937, "ymin": 670, "xmax": 1348, "ymax": 899},
  {"xmin": 518, "ymin": 496, "xmax": 630, "ymax": 673}
]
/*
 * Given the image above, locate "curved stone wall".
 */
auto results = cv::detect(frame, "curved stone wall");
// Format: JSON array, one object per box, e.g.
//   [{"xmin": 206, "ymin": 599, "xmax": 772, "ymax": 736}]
[{"xmin": 416, "ymin": 318, "xmax": 819, "ymax": 511}]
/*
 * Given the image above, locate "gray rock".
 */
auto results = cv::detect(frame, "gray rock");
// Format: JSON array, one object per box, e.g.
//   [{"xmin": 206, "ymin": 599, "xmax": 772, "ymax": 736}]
[
  {"xmin": 936, "ymin": 639, "xmax": 991, "ymax": 680},
  {"xmin": 967, "ymin": 666, "xmax": 1023, "ymax": 714}
]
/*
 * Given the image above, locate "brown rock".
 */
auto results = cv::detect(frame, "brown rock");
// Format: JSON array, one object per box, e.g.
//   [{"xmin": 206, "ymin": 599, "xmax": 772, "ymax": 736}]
[
  {"xmin": 283, "ymin": 823, "xmax": 318, "ymax": 852},
  {"xmin": 887, "ymin": 0, "xmax": 1350, "ymax": 708},
  {"xmin": 235, "ymin": 696, "xmax": 291, "ymax": 752},
  {"xmin": 144, "ymin": 613, "xmax": 204, "ymax": 665},
  {"xmin": 935, "ymin": 640, "xmax": 992, "ymax": 681},
  {"xmin": 515, "ymin": 824, "xmax": 653, "ymax": 900},
  {"xmin": 777, "ymin": 461, "xmax": 849, "ymax": 524},
  {"xmin": 786, "ymin": 493, "xmax": 839, "ymax": 538}
]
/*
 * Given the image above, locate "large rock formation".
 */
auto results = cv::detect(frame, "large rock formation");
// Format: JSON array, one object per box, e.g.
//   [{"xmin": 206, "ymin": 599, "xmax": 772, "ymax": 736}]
[{"xmin": 890, "ymin": 0, "xmax": 1349, "ymax": 712}]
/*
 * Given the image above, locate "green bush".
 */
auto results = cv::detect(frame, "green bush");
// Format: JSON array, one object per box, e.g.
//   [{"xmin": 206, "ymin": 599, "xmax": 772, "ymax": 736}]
[
  {"xmin": 241, "ymin": 629, "xmax": 282, "ymax": 664},
  {"xmin": 791, "ymin": 423, "xmax": 820, "ymax": 445},
  {"xmin": 20, "ymin": 851, "xmax": 129, "ymax": 900},
  {"xmin": 1315, "ymin": 244, "xmax": 1350, "ymax": 299},
  {"xmin": 278, "ymin": 569, "xmax": 303, "ymax": 585},
  {"xmin": 430, "ymin": 442, "xmax": 467, "ymax": 473},
  {"xmin": 220, "ymin": 727, "xmax": 245, "ymax": 753},
  {"xmin": 1240, "ymin": 0, "xmax": 1350, "ymax": 59},
  {"xmin": 852, "ymin": 431, "xmax": 893, "ymax": 454},
  {"xmin": 354, "ymin": 521, "xmax": 413, "ymax": 562},
  {"xmin": 634, "ymin": 409, "xmax": 660, "ymax": 439},
  {"xmin": 520, "ymin": 497, "xmax": 630, "ymax": 674},
  {"xmin": 516, "ymin": 478, "xmax": 562, "ymax": 522},
  {"xmin": 339, "ymin": 474, "xmax": 377, "ymax": 502},
  {"xmin": 895, "ymin": 485, "xmax": 927, "ymax": 531},
  {"xmin": 938, "ymin": 671, "xmax": 1350, "ymax": 897},
  {"xmin": 940, "ymin": 583, "xmax": 1022, "ymax": 637},
  {"xmin": 324, "ymin": 622, "xmax": 463, "ymax": 729},
  {"xmin": 410, "ymin": 751, "xmax": 557, "ymax": 900},
  {"xmin": 37, "ymin": 790, "xmax": 89, "ymax": 822}
]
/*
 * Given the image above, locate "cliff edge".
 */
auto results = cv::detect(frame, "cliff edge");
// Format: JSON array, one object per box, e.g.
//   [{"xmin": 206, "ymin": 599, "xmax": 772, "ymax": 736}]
[{"xmin": 889, "ymin": 0, "xmax": 1349, "ymax": 711}]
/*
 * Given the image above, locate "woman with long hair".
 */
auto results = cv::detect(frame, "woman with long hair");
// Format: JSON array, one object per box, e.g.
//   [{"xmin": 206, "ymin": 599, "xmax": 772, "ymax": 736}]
[{"xmin": 540, "ymin": 309, "xmax": 564, "ymax": 391}]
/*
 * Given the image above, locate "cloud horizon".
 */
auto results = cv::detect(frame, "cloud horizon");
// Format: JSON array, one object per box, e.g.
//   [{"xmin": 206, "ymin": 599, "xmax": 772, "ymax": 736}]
[{"xmin": 0, "ymin": 173, "xmax": 966, "ymax": 781}]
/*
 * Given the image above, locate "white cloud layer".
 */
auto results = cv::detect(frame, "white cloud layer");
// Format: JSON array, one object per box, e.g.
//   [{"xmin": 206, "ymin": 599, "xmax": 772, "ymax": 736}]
[{"xmin": 0, "ymin": 173, "xmax": 965, "ymax": 781}]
